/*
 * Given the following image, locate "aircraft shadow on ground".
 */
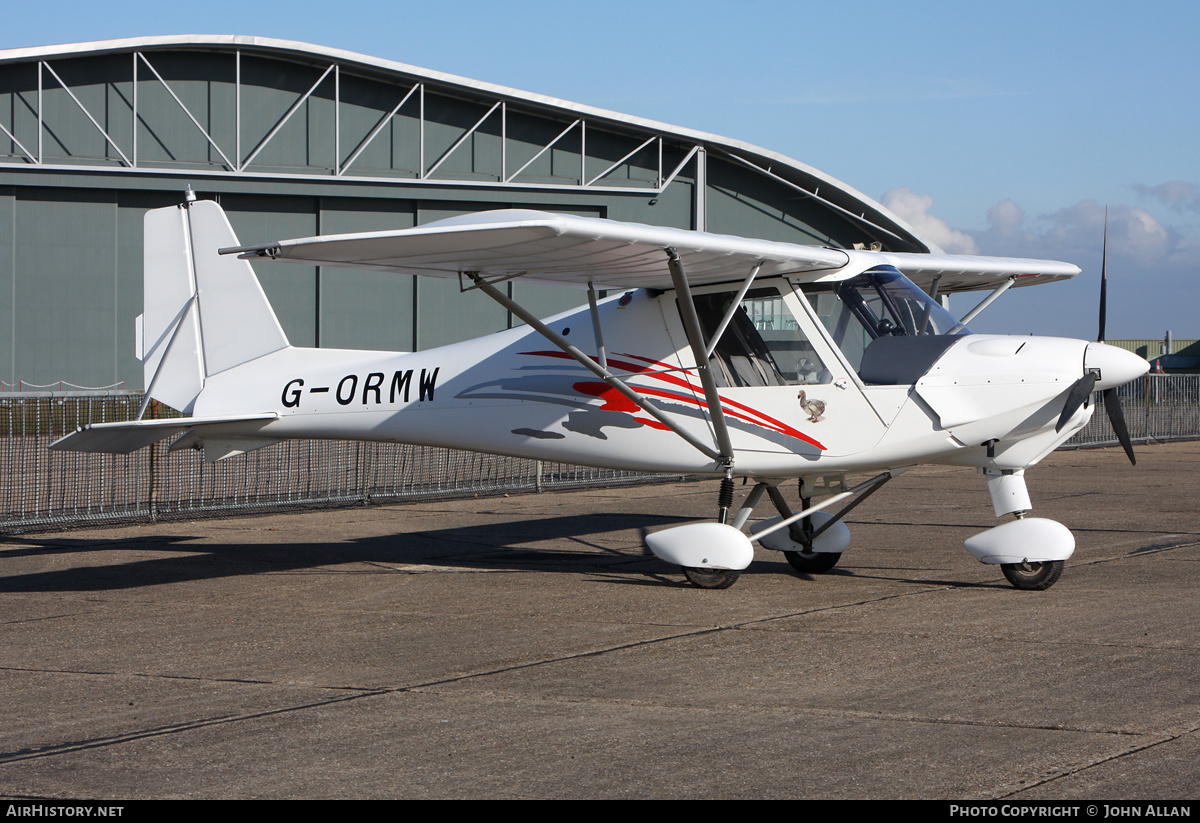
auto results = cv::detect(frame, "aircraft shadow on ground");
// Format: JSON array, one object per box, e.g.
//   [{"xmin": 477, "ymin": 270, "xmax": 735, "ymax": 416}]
[
  {"xmin": 0, "ymin": 512, "xmax": 707, "ymax": 593},
  {"xmin": 0, "ymin": 510, "xmax": 1013, "ymax": 593}
]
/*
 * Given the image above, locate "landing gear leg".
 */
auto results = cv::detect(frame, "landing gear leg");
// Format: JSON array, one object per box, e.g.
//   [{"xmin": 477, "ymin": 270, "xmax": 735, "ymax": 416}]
[
  {"xmin": 766, "ymin": 485, "xmax": 844, "ymax": 574},
  {"xmin": 748, "ymin": 472, "xmax": 898, "ymax": 576},
  {"xmin": 965, "ymin": 469, "xmax": 1073, "ymax": 591},
  {"xmin": 682, "ymin": 471, "xmax": 743, "ymax": 589}
]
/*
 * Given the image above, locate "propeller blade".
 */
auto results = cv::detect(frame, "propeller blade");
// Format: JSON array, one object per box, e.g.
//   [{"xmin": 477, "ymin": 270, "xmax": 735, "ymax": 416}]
[
  {"xmin": 1098, "ymin": 207, "xmax": 1108, "ymax": 343},
  {"xmin": 1103, "ymin": 387, "xmax": 1136, "ymax": 465},
  {"xmin": 1056, "ymin": 372, "xmax": 1098, "ymax": 433}
]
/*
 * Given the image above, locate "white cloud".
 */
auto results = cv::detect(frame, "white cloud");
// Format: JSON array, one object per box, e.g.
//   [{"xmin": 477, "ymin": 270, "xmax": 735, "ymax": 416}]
[
  {"xmin": 871, "ymin": 186, "xmax": 1200, "ymax": 337},
  {"xmin": 976, "ymin": 199, "xmax": 1173, "ymax": 262},
  {"xmin": 1133, "ymin": 181, "xmax": 1200, "ymax": 213},
  {"xmin": 986, "ymin": 199, "xmax": 1024, "ymax": 235},
  {"xmin": 964, "ymin": 198, "xmax": 1198, "ymax": 339},
  {"xmin": 881, "ymin": 187, "xmax": 979, "ymax": 254}
]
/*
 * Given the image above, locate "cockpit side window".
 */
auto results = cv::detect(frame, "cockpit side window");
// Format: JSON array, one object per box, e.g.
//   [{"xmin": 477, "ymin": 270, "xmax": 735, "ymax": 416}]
[
  {"xmin": 803, "ymin": 266, "xmax": 970, "ymax": 385},
  {"xmin": 690, "ymin": 288, "xmax": 832, "ymax": 388}
]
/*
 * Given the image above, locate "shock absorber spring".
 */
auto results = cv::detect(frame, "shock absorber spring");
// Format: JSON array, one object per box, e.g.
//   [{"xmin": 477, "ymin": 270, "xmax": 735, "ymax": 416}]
[{"xmin": 717, "ymin": 472, "xmax": 735, "ymax": 524}]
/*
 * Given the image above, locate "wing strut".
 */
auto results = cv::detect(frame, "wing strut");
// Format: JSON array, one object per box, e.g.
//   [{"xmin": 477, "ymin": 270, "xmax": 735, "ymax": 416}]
[
  {"xmin": 703, "ymin": 263, "xmax": 762, "ymax": 360},
  {"xmin": 666, "ymin": 249, "xmax": 735, "ymax": 468},
  {"xmin": 586, "ymin": 282, "xmax": 608, "ymax": 372},
  {"xmin": 750, "ymin": 469, "xmax": 909, "ymax": 544},
  {"xmin": 959, "ymin": 276, "xmax": 1017, "ymax": 326},
  {"xmin": 465, "ymin": 272, "xmax": 724, "ymax": 464}
]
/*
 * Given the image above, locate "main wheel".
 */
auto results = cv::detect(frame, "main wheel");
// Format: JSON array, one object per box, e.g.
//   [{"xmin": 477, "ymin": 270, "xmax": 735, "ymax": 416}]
[
  {"xmin": 784, "ymin": 550, "xmax": 841, "ymax": 574},
  {"xmin": 1000, "ymin": 560, "xmax": 1064, "ymax": 591},
  {"xmin": 682, "ymin": 567, "xmax": 741, "ymax": 589}
]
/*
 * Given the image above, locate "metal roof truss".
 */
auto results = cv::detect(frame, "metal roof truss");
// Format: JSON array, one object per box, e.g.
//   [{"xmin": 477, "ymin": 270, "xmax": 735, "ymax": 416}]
[{"xmin": 0, "ymin": 49, "xmax": 705, "ymax": 196}]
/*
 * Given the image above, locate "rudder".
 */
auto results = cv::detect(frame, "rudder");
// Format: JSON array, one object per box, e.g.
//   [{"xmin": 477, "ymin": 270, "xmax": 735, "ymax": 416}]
[{"xmin": 138, "ymin": 198, "xmax": 289, "ymax": 413}]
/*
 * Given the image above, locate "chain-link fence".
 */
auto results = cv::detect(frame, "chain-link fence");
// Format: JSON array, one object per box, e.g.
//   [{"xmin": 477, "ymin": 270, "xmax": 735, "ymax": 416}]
[
  {"xmin": 2, "ymin": 374, "xmax": 1194, "ymax": 531},
  {"xmin": 0, "ymin": 393, "xmax": 669, "ymax": 530},
  {"xmin": 1060, "ymin": 374, "xmax": 1200, "ymax": 449}
]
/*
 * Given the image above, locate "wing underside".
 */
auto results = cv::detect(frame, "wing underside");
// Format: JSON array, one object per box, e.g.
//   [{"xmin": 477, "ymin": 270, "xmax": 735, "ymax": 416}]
[
  {"xmin": 227, "ymin": 210, "xmax": 851, "ymax": 290},
  {"xmin": 223, "ymin": 209, "xmax": 1080, "ymax": 293}
]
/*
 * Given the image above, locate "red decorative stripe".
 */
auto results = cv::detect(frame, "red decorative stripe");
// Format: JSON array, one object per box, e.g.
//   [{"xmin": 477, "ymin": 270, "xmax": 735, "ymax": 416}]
[
  {"xmin": 518, "ymin": 351, "xmax": 825, "ymax": 450},
  {"xmin": 616, "ymin": 352, "xmax": 695, "ymax": 375},
  {"xmin": 521, "ymin": 350, "xmax": 813, "ymax": 440},
  {"xmin": 571, "ymin": 382, "xmax": 640, "ymax": 413}
]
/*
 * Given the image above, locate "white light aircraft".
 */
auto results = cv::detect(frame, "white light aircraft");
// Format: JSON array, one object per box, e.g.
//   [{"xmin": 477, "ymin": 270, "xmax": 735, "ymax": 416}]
[{"xmin": 52, "ymin": 191, "xmax": 1148, "ymax": 590}]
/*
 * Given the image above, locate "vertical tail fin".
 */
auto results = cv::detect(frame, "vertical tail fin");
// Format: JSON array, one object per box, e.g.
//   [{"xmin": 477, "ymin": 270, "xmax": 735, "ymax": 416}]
[{"xmin": 138, "ymin": 199, "xmax": 289, "ymax": 414}]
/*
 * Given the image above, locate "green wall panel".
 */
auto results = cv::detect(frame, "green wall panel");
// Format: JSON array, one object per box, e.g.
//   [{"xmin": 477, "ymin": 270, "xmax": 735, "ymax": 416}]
[
  {"xmin": 238, "ymin": 56, "xmax": 335, "ymax": 173},
  {"xmin": 134, "ymin": 52, "xmax": 238, "ymax": 169},
  {"xmin": 413, "ymin": 202, "xmax": 509, "ymax": 350},
  {"xmin": 337, "ymin": 74, "xmax": 420, "ymax": 176},
  {"xmin": 706, "ymin": 158, "xmax": 838, "ymax": 246},
  {"xmin": 0, "ymin": 187, "xmax": 12, "ymax": 386},
  {"xmin": 318, "ymin": 198, "xmax": 416, "ymax": 351},
  {"xmin": 0, "ymin": 62, "xmax": 39, "ymax": 164},
  {"xmin": 13, "ymin": 189, "xmax": 118, "ymax": 387},
  {"xmin": 221, "ymin": 193, "xmax": 318, "ymax": 347}
]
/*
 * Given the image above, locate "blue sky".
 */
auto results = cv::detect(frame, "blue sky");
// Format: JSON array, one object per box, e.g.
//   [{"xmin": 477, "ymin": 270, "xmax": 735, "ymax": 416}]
[{"xmin": 4, "ymin": 0, "xmax": 1197, "ymax": 340}]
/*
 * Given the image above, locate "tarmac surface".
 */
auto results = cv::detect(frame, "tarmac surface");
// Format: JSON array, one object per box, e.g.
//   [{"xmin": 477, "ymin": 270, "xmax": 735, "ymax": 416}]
[{"xmin": 1, "ymin": 442, "xmax": 1198, "ymax": 800}]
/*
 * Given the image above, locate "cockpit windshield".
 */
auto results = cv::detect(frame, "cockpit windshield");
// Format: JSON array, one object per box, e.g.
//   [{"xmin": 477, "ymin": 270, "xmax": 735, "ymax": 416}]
[{"xmin": 804, "ymin": 266, "xmax": 970, "ymax": 385}]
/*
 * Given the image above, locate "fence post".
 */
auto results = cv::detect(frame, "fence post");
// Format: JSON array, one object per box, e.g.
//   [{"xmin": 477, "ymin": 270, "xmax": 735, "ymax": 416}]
[
  {"xmin": 148, "ymin": 397, "xmax": 158, "ymax": 523},
  {"xmin": 1145, "ymin": 375, "xmax": 1152, "ymax": 443},
  {"xmin": 360, "ymin": 442, "xmax": 372, "ymax": 507}
]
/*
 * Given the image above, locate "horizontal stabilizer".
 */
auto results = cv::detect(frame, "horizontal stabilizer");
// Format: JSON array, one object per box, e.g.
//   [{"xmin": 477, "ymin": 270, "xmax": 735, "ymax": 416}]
[
  {"xmin": 49, "ymin": 413, "xmax": 279, "ymax": 454},
  {"xmin": 167, "ymin": 433, "xmax": 281, "ymax": 461}
]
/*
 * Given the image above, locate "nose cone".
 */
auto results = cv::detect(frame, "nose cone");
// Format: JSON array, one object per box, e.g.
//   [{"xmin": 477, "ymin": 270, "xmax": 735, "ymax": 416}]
[{"xmin": 1085, "ymin": 342, "xmax": 1150, "ymax": 390}]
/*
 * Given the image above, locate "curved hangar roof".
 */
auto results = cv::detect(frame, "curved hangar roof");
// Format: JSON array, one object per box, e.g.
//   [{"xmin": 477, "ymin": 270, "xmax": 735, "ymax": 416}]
[{"xmin": 0, "ymin": 35, "xmax": 932, "ymax": 254}]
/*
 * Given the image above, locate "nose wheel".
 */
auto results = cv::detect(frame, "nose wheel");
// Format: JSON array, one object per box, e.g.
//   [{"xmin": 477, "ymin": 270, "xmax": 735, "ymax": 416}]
[
  {"xmin": 682, "ymin": 567, "xmax": 741, "ymax": 589},
  {"xmin": 1000, "ymin": 559, "xmax": 1064, "ymax": 591},
  {"xmin": 975, "ymin": 472, "xmax": 1072, "ymax": 592}
]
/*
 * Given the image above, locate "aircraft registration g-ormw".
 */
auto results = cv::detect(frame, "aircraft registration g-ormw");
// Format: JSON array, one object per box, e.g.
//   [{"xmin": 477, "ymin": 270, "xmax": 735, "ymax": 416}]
[{"xmin": 52, "ymin": 191, "xmax": 1149, "ymax": 591}]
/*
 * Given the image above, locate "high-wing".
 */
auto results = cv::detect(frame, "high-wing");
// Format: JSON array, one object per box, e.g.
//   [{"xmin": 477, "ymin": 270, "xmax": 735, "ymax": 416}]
[
  {"xmin": 223, "ymin": 209, "xmax": 1079, "ymax": 293},
  {"xmin": 862, "ymin": 250, "xmax": 1080, "ymax": 293},
  {"xmin": 225, "ymin": 209, "xmax": 849, "ymax": 289}
]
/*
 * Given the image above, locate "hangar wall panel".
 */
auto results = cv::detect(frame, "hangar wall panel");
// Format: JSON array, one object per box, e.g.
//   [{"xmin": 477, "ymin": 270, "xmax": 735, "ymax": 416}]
[
  {"xmin": 412, "ymin": 201, "xmax": 510, "ymax": 351},
  {"xmin": 221, "ymin": 193, "xmax": 319, "ymax": 347},
  {"xmin": 317, "ymin": 198, "xmax": 417, "ymax": 351},
  {"xmin": 134, "ymin": 53, "xmax": 237, "ymax": 169},
  {"xmin": 0, "ymin": 187, "xmax": 12, "ymax": 384},
  {"xmin": 14, "ymin": 189, "xmax": 118, "ymax": 387},
  {"xmin": 708, "ymin": 158, "xmax": 838, "ymax": 245}
]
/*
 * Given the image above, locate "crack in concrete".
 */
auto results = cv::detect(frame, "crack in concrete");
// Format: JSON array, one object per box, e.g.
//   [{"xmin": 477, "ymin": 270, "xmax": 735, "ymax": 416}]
[{"xmin": 996, "ymin": 724, "xmax": 1200, "ymax": 799}]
